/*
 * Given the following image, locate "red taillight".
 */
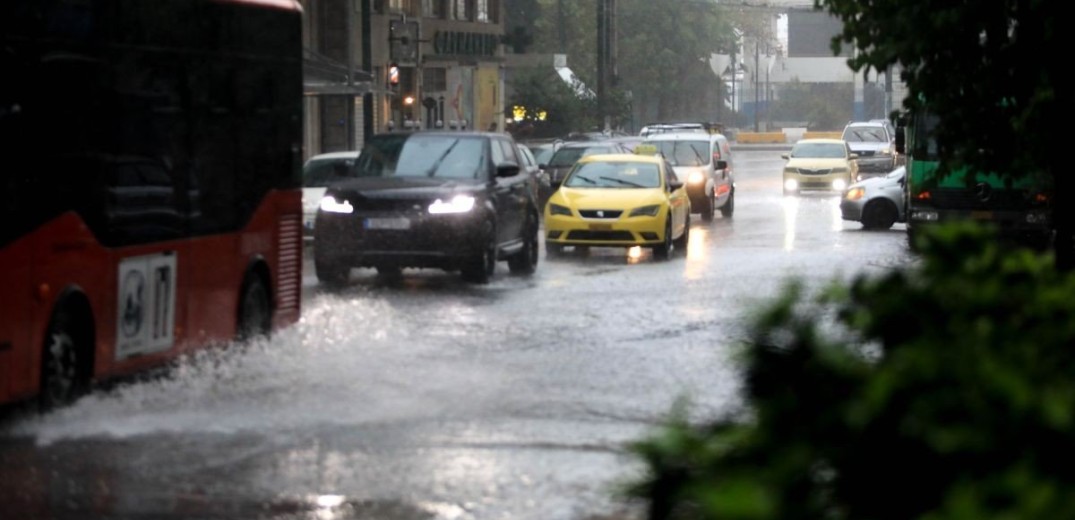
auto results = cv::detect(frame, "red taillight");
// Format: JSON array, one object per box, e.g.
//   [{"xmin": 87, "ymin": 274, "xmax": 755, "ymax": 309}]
[
  {"xmin": 915, "ymin": 190, "xmax": 932, "ymax": 201},
  {"xmin": 1035, "ymin": 193, "xmax": 1049, "ymax": 203}
]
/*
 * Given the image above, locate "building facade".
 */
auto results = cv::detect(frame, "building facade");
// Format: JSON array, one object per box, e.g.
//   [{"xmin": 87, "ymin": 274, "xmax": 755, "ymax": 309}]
[
  {"xmin": 298, "ymin": 1, "xmax": 506, "ymax": 160},
  {"xmin": 370, "ymin": 0, "xmax": 507, "ymax": 134}
]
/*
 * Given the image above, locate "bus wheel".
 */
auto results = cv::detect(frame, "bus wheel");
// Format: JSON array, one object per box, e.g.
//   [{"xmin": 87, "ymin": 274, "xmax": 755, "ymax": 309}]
[
  {"xmin": 40, "ymin": 309, "xmax": 88, "ymax": 412},
  {"xmin": 237, "ymin": 273, "xmax": 272, "ymax": 342}
]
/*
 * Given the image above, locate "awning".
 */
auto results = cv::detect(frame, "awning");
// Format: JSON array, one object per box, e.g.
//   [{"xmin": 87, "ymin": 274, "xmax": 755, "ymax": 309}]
[{"xmin": 303, "ymin": 48, "xmax": 373, "ymax": 96}]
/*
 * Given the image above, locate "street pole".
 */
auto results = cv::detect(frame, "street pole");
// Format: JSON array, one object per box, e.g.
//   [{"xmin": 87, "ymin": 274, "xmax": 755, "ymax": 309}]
[{"xmin": 754, "ymin": 41, "xmax": 759, "ymax": 132}]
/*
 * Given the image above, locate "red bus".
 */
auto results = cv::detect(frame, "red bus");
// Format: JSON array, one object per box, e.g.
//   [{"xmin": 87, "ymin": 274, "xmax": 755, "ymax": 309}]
[{"xmin": 0, "ymin": 0, "xmax": 304, "ymax": 410}]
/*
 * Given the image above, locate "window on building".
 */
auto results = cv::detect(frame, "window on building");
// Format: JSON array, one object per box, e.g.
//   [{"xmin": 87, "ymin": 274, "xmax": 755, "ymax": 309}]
[
  {"xmin": 423, "ymin": 67, "xmax": 447, "ymax": 92},
  {"xmin": 423, "ymin": 0, "xmax": 446, "ymax": 18},
  {"xmin": 451, "ymin": 0, "xmax": 469, "ymax": 21},
  {"xmin": 476, "ymin": 0, "xmax": 488, "ymax": 22},
  {"xmin": 390, "ymin": 0, "xmax": 418, "ymax": 16}
]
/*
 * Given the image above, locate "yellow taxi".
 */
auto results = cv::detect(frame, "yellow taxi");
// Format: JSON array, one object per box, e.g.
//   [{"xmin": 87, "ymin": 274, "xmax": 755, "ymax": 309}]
[
  {"xmin": 781, "ymin": 138, "xmax": 859, "ymax": 195},
  {"xmin": 544, "ymin": 150, "xmax": 690, "ymax": 260}
]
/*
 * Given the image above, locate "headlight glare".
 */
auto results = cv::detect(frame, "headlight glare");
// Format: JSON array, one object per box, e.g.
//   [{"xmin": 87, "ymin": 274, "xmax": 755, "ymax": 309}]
[
  {"xmin": 845, "ymin": 187, "xmax": 865, "ymax": 201},
  {"xmin": 429, "ymin": 195, "xmax": 476, "ymax": 214},
  {"xmin": 784, "ymin": 179, "xmax": 799, "ymax": 190},
  {"xmin": 319, "ymin": 196, "xmax": 354, "ymax": 214},
  {"xmin": 687, "ymin": 171, "xmax": 705, "ymax": 184},
  {"xmin": 832, "ymin": 179, "xmax": 848, "ymax": 191}
]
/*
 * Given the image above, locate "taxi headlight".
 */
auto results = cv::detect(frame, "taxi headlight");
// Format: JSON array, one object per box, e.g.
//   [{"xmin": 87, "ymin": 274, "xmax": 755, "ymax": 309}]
[
  {"xmin": 629, "ymin": 204, "xmax": 661, "ymax": 217},
  {"xmin": 845, "ymin": 187, "xmax": 866, "ymax": 201},
  {"xmin": 548, "ymin": 203, "xmax": 572, "ymax": 216},
  {"xmin": 687, "ymin": 171, "xmax": 705, "ymax": 184}
]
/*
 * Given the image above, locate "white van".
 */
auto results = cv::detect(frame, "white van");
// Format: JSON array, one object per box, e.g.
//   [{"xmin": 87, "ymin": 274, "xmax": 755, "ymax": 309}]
[{"xmin": 644, "ymin": 132, "xmax": 736, "ymax": 220}]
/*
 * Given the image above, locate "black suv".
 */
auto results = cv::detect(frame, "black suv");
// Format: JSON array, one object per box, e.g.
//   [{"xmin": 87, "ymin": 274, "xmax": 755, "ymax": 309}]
[{"xmin": 313, "ymin": 132, "xmax": 541, "ymax": 284}]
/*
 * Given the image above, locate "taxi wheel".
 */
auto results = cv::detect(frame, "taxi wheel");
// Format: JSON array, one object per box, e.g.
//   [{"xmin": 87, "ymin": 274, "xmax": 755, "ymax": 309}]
[
  {"xmin": 673, "ymin": 212, "xmax": 690, "ymax": 251},
  {"xmin": 652, "ymin": 217, "xmax": 673, "ymax": 261}
]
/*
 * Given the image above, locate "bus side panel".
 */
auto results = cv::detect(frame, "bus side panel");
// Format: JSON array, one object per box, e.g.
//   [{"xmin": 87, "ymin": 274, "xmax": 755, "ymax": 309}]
[
  {"xmin": 0, "ymin": 237, "xmax": 36, "ymax": 403},
  {"xmin": 183, "ymin": 191, "xmax": 302, "ymax": 345}
]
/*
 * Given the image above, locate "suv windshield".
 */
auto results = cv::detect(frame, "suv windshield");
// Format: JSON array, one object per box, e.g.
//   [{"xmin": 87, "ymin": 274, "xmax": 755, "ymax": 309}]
[
  {"xmin": 353, "ymin": 134, "xmax": 486, "ymax": 179},
  {"xmin": 650, "ymin": 140, "xmax": 710, "ymax": 166}
]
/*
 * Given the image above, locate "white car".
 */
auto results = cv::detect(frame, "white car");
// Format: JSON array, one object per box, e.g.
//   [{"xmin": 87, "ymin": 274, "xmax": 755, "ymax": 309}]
[
  {"xmin": 302, "ymin": 151, "xmax": 360, "ymax": 242},
  {"xmin": 840, "ymin": 166, "xmax": 906, "ymax": 230}
]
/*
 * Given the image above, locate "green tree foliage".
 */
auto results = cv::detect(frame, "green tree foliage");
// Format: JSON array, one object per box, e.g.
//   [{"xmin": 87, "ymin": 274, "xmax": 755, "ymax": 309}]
[
  {"xmin": 616, "ymin": 0, "xmax": 736, "ymax": 124},
  {"xmin": 815, "ymin": 0, "xmax": 1073, "ymax": 269},
  {"xmin": 507, "ymin": 68, "xmax": 600, "ymax": 138},
  {"xmin": 767, "ymin": 79, "xmax": 853, "ymax": 131},
  {"xmin": 623, "ymin": 222, "xmax": 1075, "ymax": 519},
  {"xmin": 521, "ymin": 0, "xmax": 744, "ymax": 131}
]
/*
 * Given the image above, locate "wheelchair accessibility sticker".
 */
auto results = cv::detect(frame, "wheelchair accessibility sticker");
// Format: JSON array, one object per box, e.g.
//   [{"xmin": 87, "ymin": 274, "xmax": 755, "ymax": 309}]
[{"xmin": 116, "ymin": 252, "xmax": 177, "ymax": 359}]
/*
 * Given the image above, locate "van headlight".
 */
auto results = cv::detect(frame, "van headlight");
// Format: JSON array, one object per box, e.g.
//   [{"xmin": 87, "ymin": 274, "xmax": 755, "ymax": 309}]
[{"xmin": 687, "ymin": 171, "xmax": 705, "ymax": 184}]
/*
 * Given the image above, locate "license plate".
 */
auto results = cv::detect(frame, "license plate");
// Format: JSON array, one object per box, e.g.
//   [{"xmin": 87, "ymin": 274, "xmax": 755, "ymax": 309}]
[
  {"xmin": 970, "ymin": 211, "xmax": 994, "ymax": 220},
  {"xmin": 365, "ymin": 217, "xmax": 410, "ymax": 230},
  {"xmin": 589, "ymin": 223, "xmax": 612, "ymax": 231}
]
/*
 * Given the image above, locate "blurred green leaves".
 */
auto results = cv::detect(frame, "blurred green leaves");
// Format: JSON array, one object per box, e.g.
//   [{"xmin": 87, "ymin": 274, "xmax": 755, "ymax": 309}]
[{"xmin": 625, "ymin": 222, "xmax": 1075, "ymax": 519}]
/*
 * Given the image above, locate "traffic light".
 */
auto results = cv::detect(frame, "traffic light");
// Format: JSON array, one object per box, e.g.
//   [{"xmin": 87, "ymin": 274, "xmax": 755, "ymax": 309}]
[{"xmin": 387, "ymin": 63, "xmax": 400, "ymax": 90}]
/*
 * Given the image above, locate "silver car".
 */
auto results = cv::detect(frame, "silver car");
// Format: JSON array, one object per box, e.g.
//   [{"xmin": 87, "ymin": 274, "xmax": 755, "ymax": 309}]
[{"xmin": 840, "ymin": 166, "xmax": 906, "ymax": 230}]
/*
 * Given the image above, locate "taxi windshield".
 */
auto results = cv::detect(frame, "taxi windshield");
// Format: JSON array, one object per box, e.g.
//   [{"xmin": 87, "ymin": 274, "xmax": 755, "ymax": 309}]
[{"xmin": 564, "ymin": 161, "xmax": 661, "ymax": 188}]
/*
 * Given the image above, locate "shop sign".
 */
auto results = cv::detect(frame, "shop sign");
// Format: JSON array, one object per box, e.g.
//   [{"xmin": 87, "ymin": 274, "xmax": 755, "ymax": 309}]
[{"xmin": 432, "ymin": 31, "xmax": 499, "ymax": 57}]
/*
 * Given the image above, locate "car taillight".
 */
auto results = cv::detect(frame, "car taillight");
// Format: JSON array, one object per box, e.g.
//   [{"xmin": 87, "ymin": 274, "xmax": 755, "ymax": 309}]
[{"xmin": 915, "ymin": 190, "xmax": 932, "ymax": 201}]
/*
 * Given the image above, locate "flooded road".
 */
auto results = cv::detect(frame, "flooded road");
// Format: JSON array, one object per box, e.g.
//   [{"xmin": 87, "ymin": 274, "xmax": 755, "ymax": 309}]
[{"xmin": 0, "ymin": 148, "xmax": 915, "ymax": 520}]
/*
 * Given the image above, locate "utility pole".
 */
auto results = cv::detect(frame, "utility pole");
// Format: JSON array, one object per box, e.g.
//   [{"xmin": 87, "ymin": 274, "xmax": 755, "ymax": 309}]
[
  {"xmin": 754, "ymin": 40, "xmax": 760, "ymax": 132},
  {"xmin": 596, "ymin": 0, "xmax": 616, "ymax": 132}
]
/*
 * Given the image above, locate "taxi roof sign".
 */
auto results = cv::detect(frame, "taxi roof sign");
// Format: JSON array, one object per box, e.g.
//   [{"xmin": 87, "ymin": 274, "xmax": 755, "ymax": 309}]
[{"xmin": 634, "ymin": 143, "xmax": 659, "ymax": 156}]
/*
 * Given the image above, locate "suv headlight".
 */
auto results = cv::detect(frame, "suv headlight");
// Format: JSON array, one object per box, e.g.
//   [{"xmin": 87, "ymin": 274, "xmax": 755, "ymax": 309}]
[
  {"xmin": 319, "ymin": 196, "xmax": 353, "ymax": 214},
  {"xmin": 429, "ymin": 195, "xmax": 476, "ymax": 214}
]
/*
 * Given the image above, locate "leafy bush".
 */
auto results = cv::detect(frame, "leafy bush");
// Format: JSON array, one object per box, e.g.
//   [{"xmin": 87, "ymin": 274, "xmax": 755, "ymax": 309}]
[{"xmin": 625, "ymin": 222, "xmax": 1075, "ymax": 519}]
